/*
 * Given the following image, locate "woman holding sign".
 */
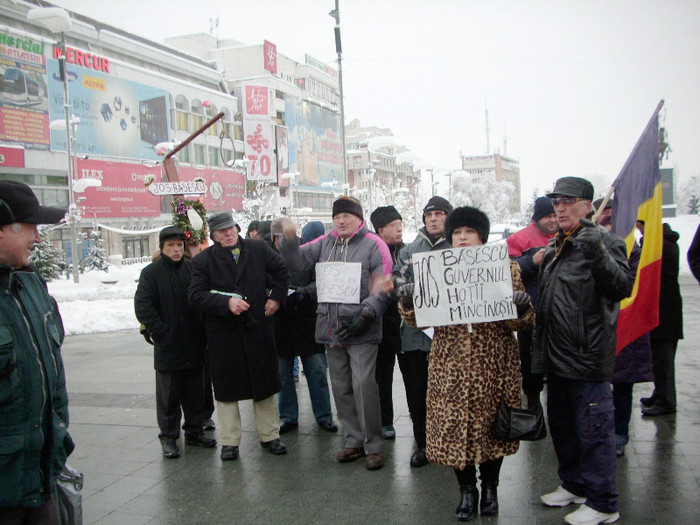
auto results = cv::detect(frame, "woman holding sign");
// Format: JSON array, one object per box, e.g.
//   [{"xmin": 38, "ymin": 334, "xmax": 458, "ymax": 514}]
[{"xmin": 398, "ymin": 206, "xmax": 534, "ymax": 522}]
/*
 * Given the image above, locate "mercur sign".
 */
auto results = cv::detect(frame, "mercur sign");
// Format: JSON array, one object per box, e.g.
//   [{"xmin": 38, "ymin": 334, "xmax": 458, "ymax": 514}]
[{"xmin": 412, "ymin": 242, "xmax": 516, "ymax": 328}]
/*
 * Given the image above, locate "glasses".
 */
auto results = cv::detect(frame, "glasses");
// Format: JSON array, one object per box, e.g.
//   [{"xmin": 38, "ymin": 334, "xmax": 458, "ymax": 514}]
[{"xmin": 552, "ymin": 197, "xmax": 584, "ymax": 206}]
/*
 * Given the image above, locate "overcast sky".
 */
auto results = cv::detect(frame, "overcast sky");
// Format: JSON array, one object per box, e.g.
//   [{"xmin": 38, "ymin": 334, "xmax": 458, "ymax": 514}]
[{"xmin": 53, "ymin": 0, "xmax": 700, "ymax": 200}]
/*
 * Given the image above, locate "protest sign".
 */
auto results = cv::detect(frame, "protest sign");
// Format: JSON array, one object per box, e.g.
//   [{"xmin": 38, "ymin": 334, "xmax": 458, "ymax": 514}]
[
  {"xmin": 316, "ymin": 262, "xmax": 361, "ymax": 304},
  {"xmin": 412, "ymin": 242, "xmax": 516, "ymax": 327}
]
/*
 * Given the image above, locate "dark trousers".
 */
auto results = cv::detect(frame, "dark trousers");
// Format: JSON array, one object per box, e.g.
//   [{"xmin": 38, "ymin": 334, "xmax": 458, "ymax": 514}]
[
  {"xmin": 396, "ymin": 350, "xmax": 429, "ymax": 449},
  {"xmin": 612, "ymin": 382, "xmax": 633, "ymax": 446},
  {"xmin": 547, "ymin": 374, "xmax": 618, "ymax": 514},
  {"xmin": 454, "ymin": 457, "xmax": 504, "ymax": 486},
  {"xmin": 156, "ymin": 366, "xmax": 206, "ymax": 439},
  {"xmin": 0, "ymin": 499, "xmax": 58, "ymax": 524},
  {"xmin": 518, "ymin": 329, "xmax": 544, "ymax": 399},
  {"xmin": 204, "ymin": 367, "xmax": 215, "ymax": 420},
  {"xmin": 650, "ymin": 339, "xmax": 678, "ymax": 410},
  {"xmin": 375, "ymin": 340, "xmax": 396, "ymax": 428}
]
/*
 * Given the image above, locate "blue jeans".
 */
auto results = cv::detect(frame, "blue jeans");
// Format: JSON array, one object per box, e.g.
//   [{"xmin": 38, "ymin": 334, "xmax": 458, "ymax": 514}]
[{"xmin": 278, "ymin": 353, "xmax": 332, "ymax": 424}]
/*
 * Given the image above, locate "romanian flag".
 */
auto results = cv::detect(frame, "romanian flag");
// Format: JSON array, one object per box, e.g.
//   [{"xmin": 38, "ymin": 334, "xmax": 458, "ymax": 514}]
[{"xmin": 611, "ymin": 100, "xmax": 664, "ymax": 353}]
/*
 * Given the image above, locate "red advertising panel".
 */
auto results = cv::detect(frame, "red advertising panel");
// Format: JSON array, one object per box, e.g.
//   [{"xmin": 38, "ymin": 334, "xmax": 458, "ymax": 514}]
[
  {"xmin": 177, "ymin": 166, "xmax": 246, "ymax": 212},
  {"xmin": 76, "ymin": 158, "xmax": 161, "ymax": 217},
  {"xmin": 263, "ymin": 40, "xmax": 277, "ymax": 74},
  {"xmin": 0, "ymin": 145, "xmax": 25, "ymax": 167}
]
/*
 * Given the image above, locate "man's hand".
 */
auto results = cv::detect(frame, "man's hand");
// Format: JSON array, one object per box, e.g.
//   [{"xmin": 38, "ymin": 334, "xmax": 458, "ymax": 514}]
[
  {"xmin": 533, "ymin": 248, "xmax": 546, "ymax": 266},
  {"xmin": 578, "ymin": 218, "xmax": 603, "ymax": 259},
  {"xmin": 228, "ymin": 297, "xmax": 250, "ymax": 315},
  {"xmin": 370, "ymin": 274, "xmax": 394, "ymax": 296},
  {"xmin": 397, "ymin": 282, "xmax": 415, "ymax": 309},
  {"xmin": 336, "ymin": 309, "xmax": 374, "ymax": 340},
  {"xmin": 277, "ymin": 217, "xmax": 298, "ymax": 241},
  {"xmin": 264, "ymin": 299, "xmax": 280, "ymax": 317}
]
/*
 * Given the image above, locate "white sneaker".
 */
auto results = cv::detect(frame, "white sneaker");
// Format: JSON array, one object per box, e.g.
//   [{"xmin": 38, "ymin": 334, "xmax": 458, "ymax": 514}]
[
  {"xmin": 565, "ymin": 504, "xmax": 620, "ymax": 525},
  {"xmin": 540, "ymin": 485, "xmax": 586, "ymax": 507}
]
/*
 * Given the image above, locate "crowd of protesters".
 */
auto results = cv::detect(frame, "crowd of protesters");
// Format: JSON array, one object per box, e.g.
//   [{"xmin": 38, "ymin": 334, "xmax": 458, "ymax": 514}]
[{"xmin": 2, "ymin": 177, "xmax": 697, "ymax": 524}]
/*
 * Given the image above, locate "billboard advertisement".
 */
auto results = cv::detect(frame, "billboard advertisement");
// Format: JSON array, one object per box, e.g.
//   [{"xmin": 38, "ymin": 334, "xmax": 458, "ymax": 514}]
[
  {"xmin": 0, "ymin": 30, "xmax": 49, "ymax": 149},
  {"xmin": 177, "ymin": 166, "xmax": 246, "ymax": 212},
  {"xmin": 283, "ymin": 95, "xmax": 342, "ymax": 189},
  {"xmin": 47, "ymin": 57, "xmax": 170, "ymax": 161},
  {"xmin": 275, "ymin": 125, "xmax": 289, "ymax": 186},
  {"xmin": 242, "ymin": 84, "xmax": 276, "ymax": 182}
]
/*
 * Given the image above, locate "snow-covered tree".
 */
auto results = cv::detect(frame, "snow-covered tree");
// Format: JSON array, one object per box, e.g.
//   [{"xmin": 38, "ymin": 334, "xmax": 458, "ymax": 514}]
[
  {"xmin": 30, "ymin": 226, "xmax": 64, "ymax": 281},
  {"xmin": 677, "ymin": 175, "xmax": 700, "ymax": 215},
  {"xmin": 450, "ymin": 173, "xmax": 516, "ymax": 223},
  {"xmin": 82, "ymin": 228, "xmax": 109, "ymax": 272}
]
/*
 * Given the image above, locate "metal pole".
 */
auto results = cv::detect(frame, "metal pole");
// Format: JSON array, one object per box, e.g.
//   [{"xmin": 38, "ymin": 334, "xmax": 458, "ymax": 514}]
[
  {"xmin": 60, "ymin": 35, "xmax": 79, "ymax": 283},
  {"xmin": 332, "ymin": 1, "xmax": 348, "ymax": 189}
]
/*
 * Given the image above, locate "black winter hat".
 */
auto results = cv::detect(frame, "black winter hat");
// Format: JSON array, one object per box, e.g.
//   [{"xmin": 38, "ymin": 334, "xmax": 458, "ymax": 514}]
[
  {"xmin": 247, "ymin": 220, "xmax": 260, "ymax": 234},
  {"xmin": 422, "ymin": 196, "xmax": 453, "ymax": 224},
  {"xmin": 0, "ymin": 180, "xmax": 66, "ymax": 226},
  {"xmin": 445, "ymin": 206, "xmax": 490, "ymax": 244},
  {"xmin": 547, "ymin": 177, "xmax": 594, "ymax": 200},
  {"xmin": 370, "ymin": 205, "xmax": 402, "ymax": 231},
  {"xmin": 532, "ymin": 196, "xmax": 555, "ymax": 222},
  {"xmin": 332, "ymin": 196, "xmax": 364, "ymax": 220},
  {"xmin": 159, "ymin": 226, "xmax": 186, "ymax": 248}
]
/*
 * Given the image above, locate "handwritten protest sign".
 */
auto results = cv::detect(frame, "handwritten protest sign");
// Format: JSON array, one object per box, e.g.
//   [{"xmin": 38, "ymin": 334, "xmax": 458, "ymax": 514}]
[
  {"xmin": 316, "ymin": 262, "xmax": 362, "ymax": 304},
  {"xmin": 412, "ymin": 242, "xmax": 516, "ymax": 327}
]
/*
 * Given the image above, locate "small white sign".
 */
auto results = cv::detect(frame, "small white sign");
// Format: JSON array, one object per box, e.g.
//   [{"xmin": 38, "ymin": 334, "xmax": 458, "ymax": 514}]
[
  {"xmin": 148, "ymin": 181, "xmax": 206, "ymax": 196},
  {"xmin": 316, "ymin": 262, "xmax": 362, "ymax": 304},
  {"xmin": 413, "ymin": 242, "xmax": 516, "ymax": 327}
]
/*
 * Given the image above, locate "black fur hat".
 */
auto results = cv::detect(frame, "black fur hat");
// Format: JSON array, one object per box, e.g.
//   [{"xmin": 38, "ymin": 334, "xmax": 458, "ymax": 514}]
[
  {"xmin": 445, "ymin": 206, "xmax": 490, "ymax": 244},
  {"xmin": 370, "ymin": 205, "xmax": 402, "ymax": 231}
]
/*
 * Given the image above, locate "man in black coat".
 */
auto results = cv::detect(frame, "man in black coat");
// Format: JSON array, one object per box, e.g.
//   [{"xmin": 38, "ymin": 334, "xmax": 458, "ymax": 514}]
[
  {"xmin": 135, "ymin": 226, "xmax": 216, "ymax": 458},
  {"xmin": 189, "ymin": 212, "xmax": 290, "ymax": 460},
  {"xmin": 688, "ymin": 224, "xmax": 700, "ymax": 284}
]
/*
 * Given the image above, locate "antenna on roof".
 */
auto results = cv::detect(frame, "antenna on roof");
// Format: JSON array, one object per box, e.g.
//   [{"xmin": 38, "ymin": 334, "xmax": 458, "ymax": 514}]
[{"xmin": 485, "ymin": 96, "xmax": 490, "ymax": 154}]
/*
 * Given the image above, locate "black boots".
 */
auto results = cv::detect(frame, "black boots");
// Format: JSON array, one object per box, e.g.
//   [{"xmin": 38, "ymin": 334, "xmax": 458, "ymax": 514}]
[
  {"xmin": 480, "ymin": 482, "xmax": 499, "ymax": 516},
  {"xmin": 455, "ymin": 484, "xmax": 478, "ymax": 521}
]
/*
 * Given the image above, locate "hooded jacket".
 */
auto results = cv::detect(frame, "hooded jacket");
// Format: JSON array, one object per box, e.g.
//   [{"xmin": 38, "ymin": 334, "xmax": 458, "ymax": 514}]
[
  {"xmin": 648, "ymin": 223, "xmax": 683, "ymax": 342},
  {"xmin": 533, "ymin": 225, "xmax": 634, "ymax": 381},
  {"xmin": 280, "ymin": 222, "xmax": 392, "ymax": 345}
]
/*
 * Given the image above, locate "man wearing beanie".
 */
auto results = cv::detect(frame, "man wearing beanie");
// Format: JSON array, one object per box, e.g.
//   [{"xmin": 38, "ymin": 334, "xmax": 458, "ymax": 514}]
[
  {"xmin": 393, "ymin": 195, "xmax": 453, "ymax": 468},
  {"xmin": 535, "ymin": 177, "xmax": 633, "ymax": 525},
  {"xmin": 135, "ymin": 226, "xmax": 216, "ymax": 458},
  {"xmin": 506, "ymin": 196, "xmax": 558, "ymax": 409},
  {"xmin": 370, "ymin": 206, "xmax": 405, "ymax": 440},
  {"xmin": 278, "ymin": 196, "xmax": 393, "ymax": 471},
  {"xmin": 189, "ymin": 212, "xmax": 290, "ymax": 460}
]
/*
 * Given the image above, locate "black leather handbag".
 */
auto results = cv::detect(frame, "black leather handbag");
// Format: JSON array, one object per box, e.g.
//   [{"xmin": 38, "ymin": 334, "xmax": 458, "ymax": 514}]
[{"xmin": 492, "ymin": 400, "xmax": 547, "ymax": 441}]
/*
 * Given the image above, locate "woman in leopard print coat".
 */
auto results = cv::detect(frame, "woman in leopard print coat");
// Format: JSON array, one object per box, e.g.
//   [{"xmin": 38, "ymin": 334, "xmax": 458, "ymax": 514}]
[{"xmin": 399, "ymin": 206, "xmax": 534, "ymax": 522}]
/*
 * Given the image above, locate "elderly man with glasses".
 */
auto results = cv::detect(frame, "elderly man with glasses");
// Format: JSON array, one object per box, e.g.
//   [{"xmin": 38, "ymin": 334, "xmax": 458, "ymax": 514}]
[{"xmin": 533, "ymin": 177, "xmax": 634, "ymax": 525}]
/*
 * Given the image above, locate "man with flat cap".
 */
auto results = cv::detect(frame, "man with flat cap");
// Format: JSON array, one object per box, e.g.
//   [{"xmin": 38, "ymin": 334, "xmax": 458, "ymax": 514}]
[
  {"xmin": 0, "ymin": 181, "xmax": 73, "ymax": 523},
  {"xmin": 135, "ymin": 226, "xmax": 216, "ymax": 459},
  {"xmin": 535, "ymin": 177, "xmax": 633, "ymax": 525},
  {"xmin": 189, "ymin": 211, "xmax": 290, "ymax": 460}
]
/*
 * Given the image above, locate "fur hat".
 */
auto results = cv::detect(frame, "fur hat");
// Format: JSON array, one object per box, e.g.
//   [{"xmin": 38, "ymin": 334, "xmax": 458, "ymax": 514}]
[
  {"xmin": 159, "ymin": 226, "xmax": 186, "ymax": 248},
  {"xmin": 302, "ymin": 221, "xmax": 325, "ymax": 243},
  {"xmin": 422, "ymin": 196, "xmax": 453, "ymax": 224},
  {"xmin": 532, "ymin": 196, "xmax": 555, "ymax": 222},
  {"xmin": 370, "ymin": 205, "xmax": 402, "ymax": 231},
  {"xmin": 332, "ymin": 196, "xmax": 363, "ymax": 220},
  {"xmin": 445, "ymin": 206, "xmax": 490, "ymax": 244}
]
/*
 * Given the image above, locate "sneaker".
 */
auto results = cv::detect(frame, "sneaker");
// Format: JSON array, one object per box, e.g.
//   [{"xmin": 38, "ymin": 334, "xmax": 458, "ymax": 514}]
[
  {"xmin": 203, "ymin": 418, "xmax": 216, "ymax": 431},
  {"xmin": 541, "ymin": 486, "xmax": 586, "ymax": 507},
  {"xmin": 565, "ymin": 504, "xmax": 620, "ymax": 525},
  {"xmin": 382, "ymin": 425, "xmax": 396, "ymax": 440},
  {"xmin": 161, "ymin": 438, "xmax": 179, "ymax": 459},
  {"xmin": 185, "ymin": 434, "xmax": 217, "ymax": 448}
]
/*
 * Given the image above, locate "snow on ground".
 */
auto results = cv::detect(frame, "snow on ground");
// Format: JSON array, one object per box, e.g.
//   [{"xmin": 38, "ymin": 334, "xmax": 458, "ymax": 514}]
[{"xmin": 50, "ymin": 217, "xmax": 700, "ymax": 336}]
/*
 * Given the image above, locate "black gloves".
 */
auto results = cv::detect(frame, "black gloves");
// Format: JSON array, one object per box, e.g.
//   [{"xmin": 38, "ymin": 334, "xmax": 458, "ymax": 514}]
[
  {"xmin": 139, "ymin": 324, "xmax": 153, "ymax": 345},
  {"xmin": 336, "ymin": 309, "xmax": 374, "ymax": 341},
  {"xmin": 397, "ymin": 283, "xmax": 415, "ymax": 309},
  {"xmin": 512, "ymin": 290, "xmax": 532, "ymax": 317},
  {"xmin": 577, "ymin": 218, "xmax": 604, "ymax": 259}
]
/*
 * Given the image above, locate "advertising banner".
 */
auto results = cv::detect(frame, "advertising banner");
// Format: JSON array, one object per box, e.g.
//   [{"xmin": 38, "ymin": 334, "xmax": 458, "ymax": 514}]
[
  {"xmin": 283, "ymin": 95, "xmax": 342, "ymax": 189},
  {"xmin": 76, "ymin": 158, "xmax": 161, "ymax": 218},
  {"xmin": 177, "ymin": 165, "xmax": 246, "ymax": 212},
  {"xmin": 0, "ymin": 30, "xmax": 49, "ymax": 149},
  {"xmin": 263, "ymin": 40, "xmax": 277, "ymax": 74},
  {"xmin": 412, "ymin": 243, "xmax": 516, "ymax": 328},
  {"xmin": 47, "ymin": 56, "xmax": 169, "ymax": 160},
  {"xmin": 242, "ymin": 84, "xmax": 276, "ymax": 182},
  {"xmin": 275, "ymin": 125, "xmax": 289, "ymax": 186}
]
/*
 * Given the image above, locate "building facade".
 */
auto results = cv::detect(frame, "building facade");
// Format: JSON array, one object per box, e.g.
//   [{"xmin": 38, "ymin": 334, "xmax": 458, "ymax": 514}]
[{"xmin": 459, "ymin": 152, "xmax": 521, "ymax": 215}]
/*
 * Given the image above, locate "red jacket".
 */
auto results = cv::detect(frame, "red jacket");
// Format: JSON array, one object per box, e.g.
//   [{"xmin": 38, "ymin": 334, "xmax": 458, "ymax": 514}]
[{"xmin": 506, "ymin": 222, "xmax": 554, "ymax": 257}]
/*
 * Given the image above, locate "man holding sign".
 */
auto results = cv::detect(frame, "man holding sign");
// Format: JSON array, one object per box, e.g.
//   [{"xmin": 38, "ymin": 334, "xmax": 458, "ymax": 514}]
[{"xmin": 279, "ymin": 196, "xmax": 393, "ymax": 471}]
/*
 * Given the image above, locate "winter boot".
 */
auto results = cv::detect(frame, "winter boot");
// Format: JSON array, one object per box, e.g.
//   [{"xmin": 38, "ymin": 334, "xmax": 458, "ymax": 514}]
[
  {"xmin": 480, "ymin": 482, "xmax": 499, "ymax": 516},
  {"xmin": 455, "ymin": 484, "xmax": 478, "ymax": 521}
]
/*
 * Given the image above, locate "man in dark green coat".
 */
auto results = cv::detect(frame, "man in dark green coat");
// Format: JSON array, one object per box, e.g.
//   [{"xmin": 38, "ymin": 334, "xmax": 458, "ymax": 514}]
[{"xmin": 0, "ymin": 181, "xmax": 73, "ymax": 523}]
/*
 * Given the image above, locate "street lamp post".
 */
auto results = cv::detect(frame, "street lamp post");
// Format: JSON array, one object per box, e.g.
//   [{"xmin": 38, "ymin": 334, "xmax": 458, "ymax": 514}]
[{"xmin": 329, "ymin": 2, "xmax": 347, "ymax": 188}]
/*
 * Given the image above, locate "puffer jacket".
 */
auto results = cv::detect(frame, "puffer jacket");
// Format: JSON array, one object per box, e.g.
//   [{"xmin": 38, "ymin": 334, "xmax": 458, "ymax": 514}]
[
  {"xmin": 134, "ymin": 253, "xmax": 206, "ymax": 371},
  {"xmin": 393, "ymin": 228, "xmax": 451, "ymax": 353},
  {"xmin": 280, "ymin": 222, "xmax": 393, "ymax": 345},
  {"xmin": 0, "ymin": 265, "xmax": 73, "ymax": 508},
  {"xmin": 533, "ymin": 225, "xmax": 634, "ymax": 381}
]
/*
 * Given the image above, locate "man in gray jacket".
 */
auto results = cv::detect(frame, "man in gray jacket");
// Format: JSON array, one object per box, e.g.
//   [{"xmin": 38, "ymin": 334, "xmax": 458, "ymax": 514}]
[
  {"xmin": 394, "ymin": 195, "xmax": 453, "ymax": 467},
  {"xmin": 280, "ymin": 196, "xmax": 392, "ymax": 470}
]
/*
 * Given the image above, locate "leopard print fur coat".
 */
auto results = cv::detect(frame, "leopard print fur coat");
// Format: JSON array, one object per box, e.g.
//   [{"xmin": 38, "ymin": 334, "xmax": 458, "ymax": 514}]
[{"xmin": 399, "ymin": 261, "xmax": 534, "ymax": 469}]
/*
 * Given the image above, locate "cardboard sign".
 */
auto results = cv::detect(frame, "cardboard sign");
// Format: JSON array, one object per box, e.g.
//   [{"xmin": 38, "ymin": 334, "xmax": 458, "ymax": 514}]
[
  {"xmin": 316, "ymin": 262, "xmax": 362, "ymax": 304},
  {"xmin": 412, "ymin": 242, "xmax": 516, "ymax": 327}
]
